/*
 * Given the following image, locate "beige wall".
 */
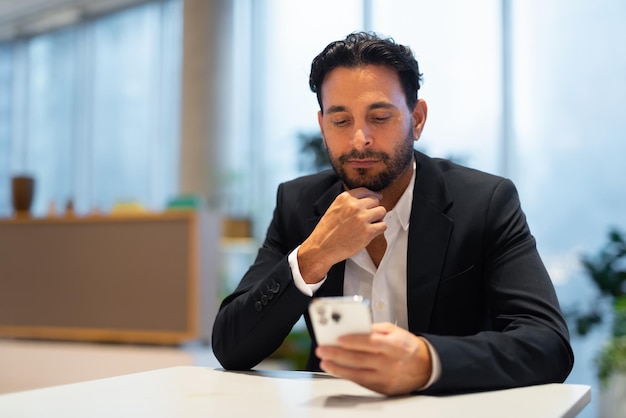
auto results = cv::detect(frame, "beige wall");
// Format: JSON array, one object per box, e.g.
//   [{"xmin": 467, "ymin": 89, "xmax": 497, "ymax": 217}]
[{"xmin": 179, "ymin": 0, "xmax": 233, "ymax": 206}]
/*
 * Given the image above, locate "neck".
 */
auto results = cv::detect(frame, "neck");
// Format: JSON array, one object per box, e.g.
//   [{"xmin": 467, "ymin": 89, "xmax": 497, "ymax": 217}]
[{"xmin": 379, "ymin": 159, "xmax": 414, "ymax": 211}]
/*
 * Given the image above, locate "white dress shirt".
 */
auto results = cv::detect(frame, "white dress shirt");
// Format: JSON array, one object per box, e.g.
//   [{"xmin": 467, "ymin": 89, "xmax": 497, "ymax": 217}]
[
  {"xmin": 343, "ymin": 165, "xmax": 412, "ymax": 329},
  {"xmin": 287, "ymin": 162, "xmax": 441, "ymax": 388}
]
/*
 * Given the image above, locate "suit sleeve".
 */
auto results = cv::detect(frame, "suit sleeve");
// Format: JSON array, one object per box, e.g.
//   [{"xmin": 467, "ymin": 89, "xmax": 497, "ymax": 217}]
[
  {"xmin": 422, "ymin": 179, "xmax": 574, "ymax": 394},
  {"xmin": 211, "ymin": 184, "xmax": 312, "ymax": 370}
]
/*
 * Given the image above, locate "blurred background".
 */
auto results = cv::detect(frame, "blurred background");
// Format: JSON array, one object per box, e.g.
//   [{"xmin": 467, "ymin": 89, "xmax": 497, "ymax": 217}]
[{"xmin": 1, "ymin": 1, "xmax": 625, "ymax": 416}]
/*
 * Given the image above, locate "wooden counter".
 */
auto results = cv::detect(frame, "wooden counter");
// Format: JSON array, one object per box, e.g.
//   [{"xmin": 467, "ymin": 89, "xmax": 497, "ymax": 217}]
[{"xmin": 0, "ymin": 211, "xmax": 220, "ymax": 345}]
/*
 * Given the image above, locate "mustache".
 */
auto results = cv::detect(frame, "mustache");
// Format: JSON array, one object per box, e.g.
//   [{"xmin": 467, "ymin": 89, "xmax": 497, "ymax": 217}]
[{"xmin": 337, "ymin": 150, "xmax": 390, "ymax": 164}]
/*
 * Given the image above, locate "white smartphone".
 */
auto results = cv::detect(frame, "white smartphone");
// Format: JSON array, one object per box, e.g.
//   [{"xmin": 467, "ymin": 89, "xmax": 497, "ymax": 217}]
[{"xmin": 308, "ymin": 295, "xmax": 372, "ymax": 346}]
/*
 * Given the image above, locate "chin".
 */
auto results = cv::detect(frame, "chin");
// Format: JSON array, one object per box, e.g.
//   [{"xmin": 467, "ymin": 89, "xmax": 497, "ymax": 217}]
[{"xmin": 345, "ymin": 177, "xmax": 390, "ymax": 192}]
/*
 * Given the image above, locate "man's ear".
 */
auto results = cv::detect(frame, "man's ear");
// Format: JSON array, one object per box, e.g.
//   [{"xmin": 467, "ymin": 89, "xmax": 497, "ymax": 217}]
[
  {"xmin": 317, "ymin": 111, "xmax": 327, "ymax": 147},
  {"xmin": 412, "ymin": 99, "xmax": 428, "ymax": 140}
]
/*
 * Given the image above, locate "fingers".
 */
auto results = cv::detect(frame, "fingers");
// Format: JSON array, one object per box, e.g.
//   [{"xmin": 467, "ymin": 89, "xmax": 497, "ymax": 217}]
[
  {"xmin": 346, "ymin": 187, "xmax": 383, "ymax": 204},
  {"xmin": 335, "ymin": 189, "xmax": 386, "ymax": 228},
  {"xmin": 298, "ymin": 188, "xmax": 387, "ymax": 278},
  {"xmin": 334, "ymin": 322, "xmax": 396, "ymax": 352},
  {"xmin": 317, "ymin": 345, "xmax": 378, "ymax": 370},
  {"xmin": 317, "ymin": 346, "xmax": 402, "ymax": 395},
  {"xmin": 371, "ymin": 322, "xmax": 396, "ymax": 334},
  {"xmin": 319, "ymin": 358, "xmax": 381, "ymax": 390},
  {"xmin": 335, "ymin": 189, "xmax": 385, "ymax": 217},
  {"xmin": 316, "ymin": 324, "xmax": 432, "ymax": 395}
]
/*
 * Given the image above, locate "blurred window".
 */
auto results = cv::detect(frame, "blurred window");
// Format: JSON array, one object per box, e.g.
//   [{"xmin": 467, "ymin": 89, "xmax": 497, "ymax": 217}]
[
  {"xmin": 0, "ymin": 43, "xmax": 13, "ymax": 212},
  {"xmin": 0, "ymin": 0, "xmax": 182, "ymax": 216}
]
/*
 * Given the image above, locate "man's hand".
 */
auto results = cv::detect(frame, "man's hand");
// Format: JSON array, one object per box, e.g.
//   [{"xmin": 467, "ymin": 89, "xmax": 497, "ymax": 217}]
[
  {"xmin": 315, "ymin": 322, "xmax": 433, "ymax": 396},
  {"xmin": 298, "ymin": 187, "xmax": 386, "ymax": 283}
]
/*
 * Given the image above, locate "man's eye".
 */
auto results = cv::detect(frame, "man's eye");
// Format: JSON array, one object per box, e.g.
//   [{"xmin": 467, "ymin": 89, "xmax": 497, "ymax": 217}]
[
  {"xmin": 332, "ymin": 119, "xmax": 349, "ymax": 127},
  {"xmin": 372, "ymin": 116, "xmax": 390, "ymax": 124}
]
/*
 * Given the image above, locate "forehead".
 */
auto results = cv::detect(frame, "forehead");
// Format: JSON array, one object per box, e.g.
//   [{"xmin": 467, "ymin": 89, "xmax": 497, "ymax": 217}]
[{"xmin": 320, "ymin": 65, "xmax": 407, "ymax": 111}]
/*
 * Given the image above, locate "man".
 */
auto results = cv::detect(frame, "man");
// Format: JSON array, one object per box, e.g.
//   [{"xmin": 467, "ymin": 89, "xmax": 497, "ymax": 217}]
[{"xmin": 211, "ymin": 32, "xmax": 573, "ymax": 395}]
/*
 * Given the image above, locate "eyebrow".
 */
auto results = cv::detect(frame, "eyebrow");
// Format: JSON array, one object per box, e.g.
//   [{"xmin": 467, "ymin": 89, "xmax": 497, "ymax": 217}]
[
  {"xmin": 324, "ymin": 102, "xmax": 397, "ymax": 115},
  {"xmin": 368, "ymin": 101, "xmax": 397, "ymax": 111},
  {"xmin": 325, "ymin": 105, "xmax": 348, "ymax": 114}
]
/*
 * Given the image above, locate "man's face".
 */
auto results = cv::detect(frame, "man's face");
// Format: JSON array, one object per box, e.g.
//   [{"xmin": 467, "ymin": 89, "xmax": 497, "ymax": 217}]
[{"xmin": 317, "ymin": 65, "xmax": 427, "ymax": 192}]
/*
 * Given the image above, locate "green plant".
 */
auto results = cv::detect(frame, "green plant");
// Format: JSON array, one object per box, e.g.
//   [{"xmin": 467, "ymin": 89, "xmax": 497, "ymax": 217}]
[
  {"xmin": 574, "ymin": 228, "xmax": 626, "ymax": 384},
  {"xmin": 298, "ymin": 132, "xmax": 330, "ymax": 173},
  {"xmin": 596, "ymin": 297, "xmax": 626, "ymax": 386},
  {"xmin": 574, "ymin": 228, "xmax": 626, "ymax": 335},
  {"xmin": 269, "ymin": 327, "xmax": 311, "ymax": 370}
]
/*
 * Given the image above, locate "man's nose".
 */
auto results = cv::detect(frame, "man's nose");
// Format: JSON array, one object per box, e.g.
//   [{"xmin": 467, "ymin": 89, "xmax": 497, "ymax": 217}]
[{"xmin": 350, "ymin": 128, "xmax": 372, "ymax": 150}]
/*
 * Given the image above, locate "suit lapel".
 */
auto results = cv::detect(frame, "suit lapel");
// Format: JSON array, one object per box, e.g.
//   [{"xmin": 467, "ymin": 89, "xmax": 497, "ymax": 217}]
[{"xmin": 406, "ymin": 152, "xmax": 454, "ymax": 332}]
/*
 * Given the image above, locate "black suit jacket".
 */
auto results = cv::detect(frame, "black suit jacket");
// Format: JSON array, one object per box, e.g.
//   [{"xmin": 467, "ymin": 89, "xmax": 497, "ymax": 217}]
[{"xmin": 212, "ymin": 151, "xmax": 573, "ymax": 394}]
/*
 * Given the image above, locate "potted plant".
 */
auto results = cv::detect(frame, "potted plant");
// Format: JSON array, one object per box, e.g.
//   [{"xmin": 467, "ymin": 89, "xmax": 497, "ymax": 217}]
[
  {"xmin": 574, "ymin": 228, "xmax": 626, "ymax": 417},
  {"xmin": 596, "ymin": 300, "xmax": 626, "ymax": 418}
]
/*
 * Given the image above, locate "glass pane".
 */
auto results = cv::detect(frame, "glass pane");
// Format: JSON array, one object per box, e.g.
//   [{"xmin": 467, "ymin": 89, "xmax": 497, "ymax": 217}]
[
  {"xmin": 88, "ymin": 0, "xmax": 181, "ymax": 213},
  {"xmin": 90, "ymin": 4, "xmax": 162, "ymax": 212},
  {"xmin": 157, "ymin": 0, "xmax": 183, "ymax": 207},
  {"xmin": 22, "ymin": 28, "xmax": 78, "ymax": 216},
  {"xmin": 512, "ymin": 0, "xmax": 626, "ymax": 414},
  {"xmin": 230, "ymin": 0, "xmax": 363, "ymax": 234},
  {"xmin": 371, "ymin": 0, "xmax": 502, "ymax": 174},
  {"xmin": 1, "ymin": 0, "xmax": 182, "ymax": 217},
  {"xmin": 0, "ymin": 43, "xmax": 12, "ymax": 216}
]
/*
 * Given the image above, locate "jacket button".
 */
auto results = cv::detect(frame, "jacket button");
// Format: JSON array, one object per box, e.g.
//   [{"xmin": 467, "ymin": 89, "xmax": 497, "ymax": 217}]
[
  {"xmin": 261, "ymin": 294, "xmax": 269, "ymax": 305},
  {"xmin": 254, "ymin": 301, "xmax": 263, "ymax": 312},
  {"xmin": 271, "ymin": 282, "xmax": 280, "ymax": 293}
]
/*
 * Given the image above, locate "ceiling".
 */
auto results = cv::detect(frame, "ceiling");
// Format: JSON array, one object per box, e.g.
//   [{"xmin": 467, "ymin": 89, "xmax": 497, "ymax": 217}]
[{"xmin": 0, "ymin": 0, "xmax": 149, "ymax": 39}]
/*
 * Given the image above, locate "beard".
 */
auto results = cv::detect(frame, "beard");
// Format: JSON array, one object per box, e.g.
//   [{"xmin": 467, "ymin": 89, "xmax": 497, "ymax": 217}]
[{"xmin": 328, "ymin": 129, "xmax": 415, "ymax": 192}]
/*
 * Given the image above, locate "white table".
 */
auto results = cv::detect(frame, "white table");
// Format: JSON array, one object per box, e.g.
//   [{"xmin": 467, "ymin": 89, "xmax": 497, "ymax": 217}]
[{"xmin": 0, "ymin": 366, "xmax": 590, "ymax": 418}]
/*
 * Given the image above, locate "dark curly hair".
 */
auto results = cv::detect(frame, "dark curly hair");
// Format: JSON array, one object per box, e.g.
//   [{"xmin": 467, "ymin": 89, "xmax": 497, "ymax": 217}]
[{"xmin": 309, "ymin": 32, "xmax": 423, "ymax": 112}]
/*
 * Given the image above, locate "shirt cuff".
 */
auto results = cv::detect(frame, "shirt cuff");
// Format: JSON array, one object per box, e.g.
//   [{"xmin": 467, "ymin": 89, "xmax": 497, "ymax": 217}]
[
  {"xmin": 419, "ymin": 337, "xmax": 442, "ymax": 390},
  {"xmin": 288, "ymin": 245, "xmax": 326, "ymax": 296}
]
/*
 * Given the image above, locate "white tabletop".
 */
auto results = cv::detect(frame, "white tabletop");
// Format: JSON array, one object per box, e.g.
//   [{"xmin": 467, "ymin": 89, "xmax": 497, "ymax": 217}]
[{"xmin": 0, "ymin": 366, "xmax": 590, "ymax": 418}]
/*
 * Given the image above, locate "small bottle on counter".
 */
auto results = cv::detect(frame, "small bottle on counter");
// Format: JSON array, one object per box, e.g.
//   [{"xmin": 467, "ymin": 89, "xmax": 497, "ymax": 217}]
[
  {"xmin": 65, "ymin": 199, "xmax": 75, "ymax": 217},
  {"xmin": 47, "ymin": 200, "xmax": 57, "ymax": 217}
]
